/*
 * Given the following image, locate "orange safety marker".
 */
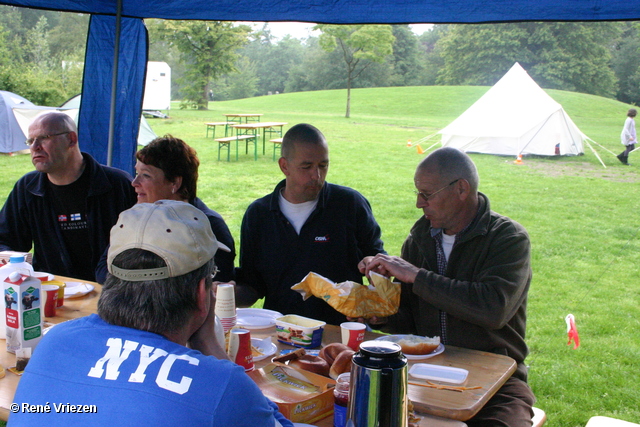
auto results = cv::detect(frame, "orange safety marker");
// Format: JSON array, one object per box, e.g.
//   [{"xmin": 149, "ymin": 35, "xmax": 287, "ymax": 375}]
[
  {"xmin": 407, "ymin": 139, "xmax": 412, "ymax": 147},
  {"xmin": 514, "ymin": 154, "xmax": 523, "ymax": 164},
  {"xmin": 416, "ymin": 145, "xmax": 425, "ymax": 154}
]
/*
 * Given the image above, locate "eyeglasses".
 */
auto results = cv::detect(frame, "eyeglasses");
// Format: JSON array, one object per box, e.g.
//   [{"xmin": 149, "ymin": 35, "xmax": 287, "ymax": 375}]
[
  {"xmin": 414, "ymin": 179, "xmax": 460, "ymax": 203},
  {"xmin": 25, "ymin": 132, "xmax": 70, "ymax": 147}
]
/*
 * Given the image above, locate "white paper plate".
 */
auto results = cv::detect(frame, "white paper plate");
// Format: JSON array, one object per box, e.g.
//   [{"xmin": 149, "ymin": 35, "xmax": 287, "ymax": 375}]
[
  {"xmin": 236, "ymin": 308, "xmax": 283, "ymax": 330},
  {"xmin": 373, "ymin": 335, "xmax": 444, "ymax": 360},
  {"xmin": 64, "ymin": 282, "xmax": 95, "ymax": 299},
  {"xmin": 251, "ymin": 337, "xmax": 277, "ymax": 361},
  {"xmin": 409, "ymin": 363, "xmax": 468, "ymax": 384}
]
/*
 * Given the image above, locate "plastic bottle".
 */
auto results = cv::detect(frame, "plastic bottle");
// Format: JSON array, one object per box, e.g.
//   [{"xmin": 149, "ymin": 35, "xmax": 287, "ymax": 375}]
[
  {"xmin": 0, "ymin": 255, "xmax": 35, "ymax": 340},
  {"xmin": 0, "ymin": 255, "xmax": 35, "ymax": 279},
  {"xmin": 334, "ymin": 372, "xmax": 350, "ymax": 427}
]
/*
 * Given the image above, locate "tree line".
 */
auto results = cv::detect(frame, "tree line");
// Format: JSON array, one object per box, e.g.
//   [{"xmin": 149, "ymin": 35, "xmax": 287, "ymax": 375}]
[{"xmin": 2, "ymin": 5, "xmax": 640, "ymax": 111}]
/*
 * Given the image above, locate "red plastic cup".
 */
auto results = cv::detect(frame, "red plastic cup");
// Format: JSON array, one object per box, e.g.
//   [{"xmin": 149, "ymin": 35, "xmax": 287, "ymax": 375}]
[
  {"xmin": 340, "ymin": 322, "xmax": 367, "ymax": 351},
  {"xmin": 33, "ymin": 272, "xmax": 54, "ymax": 282},
  {"xmin": 228, "ymin": 328, "xmax": 254, "ymax": 371},
  {"xmin": 41, "ymin": 284, "xmax": 59, "ymax": 317}
]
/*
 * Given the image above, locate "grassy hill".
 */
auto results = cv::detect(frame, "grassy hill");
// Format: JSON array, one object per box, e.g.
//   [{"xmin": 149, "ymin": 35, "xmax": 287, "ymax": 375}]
[{"xmin": 1, "ymin": 86, "xmax": 638, "ymax": 426}]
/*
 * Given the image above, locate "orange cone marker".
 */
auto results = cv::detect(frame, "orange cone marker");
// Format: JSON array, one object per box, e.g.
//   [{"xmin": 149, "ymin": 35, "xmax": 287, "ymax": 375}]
[
  {"xmin": 407, "ymin": 139, "xmax": 412, "ymax": 147},
  {"xmin": 514, "ymin": 154, "xmax": 523, "ymax": 164},
  {"xmin": 417, "ymin": 145, "xmax": 425, "ymax": 154}
]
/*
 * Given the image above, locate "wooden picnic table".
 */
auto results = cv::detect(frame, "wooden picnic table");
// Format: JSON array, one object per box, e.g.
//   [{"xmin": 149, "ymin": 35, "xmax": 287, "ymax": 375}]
[
  {"xmin": 0, "ymin": 279, "xmax": 514, "ymax": 427},
  {"xmin": 224, "ymin": 113, "xmax": 263, "ymax": 124}
]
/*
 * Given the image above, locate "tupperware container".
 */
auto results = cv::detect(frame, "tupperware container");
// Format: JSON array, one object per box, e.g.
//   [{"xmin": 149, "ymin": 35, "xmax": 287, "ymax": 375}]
[{"xmin": 275, "ymin": 314, "xmax": 325, "ymax": 348}]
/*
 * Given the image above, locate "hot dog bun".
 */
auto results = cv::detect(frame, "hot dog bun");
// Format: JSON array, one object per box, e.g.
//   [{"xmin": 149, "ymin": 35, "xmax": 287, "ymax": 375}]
[
  {"xmin": 391, "ymin": 335, "xmax": 440, "ymax": 355},
  {"xmin": 289, "ymin": 354, "xmax": 331, "ymax": 377}
]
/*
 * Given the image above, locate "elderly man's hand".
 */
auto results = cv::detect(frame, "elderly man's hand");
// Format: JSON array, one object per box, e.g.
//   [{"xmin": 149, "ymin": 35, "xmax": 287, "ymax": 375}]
[{"xmin": 364, "ymin": 254, "xmax": 420, "ymax": 284}]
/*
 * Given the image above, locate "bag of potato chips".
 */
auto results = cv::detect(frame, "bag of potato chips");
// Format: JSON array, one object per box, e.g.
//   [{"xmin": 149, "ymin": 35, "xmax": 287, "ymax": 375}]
[{"xmin": 291, "ymin": 272, "xmax": 400, "ymax": 318}]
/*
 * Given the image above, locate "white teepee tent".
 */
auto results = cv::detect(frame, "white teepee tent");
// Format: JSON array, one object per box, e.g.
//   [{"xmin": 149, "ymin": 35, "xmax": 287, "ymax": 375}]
[{"xmin": 439, "ymin": 63, "xmax": 587, "ymax": 156}]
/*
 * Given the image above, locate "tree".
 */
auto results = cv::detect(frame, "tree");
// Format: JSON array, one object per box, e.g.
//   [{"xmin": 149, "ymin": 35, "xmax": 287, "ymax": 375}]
[
  {"xmin": 611, "ymin": 22, "xmax": 640, "ymax": 105},
  {"xmin": 316, "ymin": 24, "xmax": 394, "ymax": 117},
  {"xmin": 240, "ymin": 28, "xmax": 306, "ymax": 95},
  {"xmin": 419, "ymin": 25, "xmax": 448, "ymax": 85},
  {"xmin": 149, "ymin": 20, "xmax": 250, "ymax": 109},
  {"xmin": 435, "ymin": 22, "xmax": 619, "ymax": 98},
  {"xmin": 227, "ymin": 57, "xmax": 259, "ymax": 99},
  {"xmin": 389, "ymin": 25, "xmax": 425, "ymax": 86}
]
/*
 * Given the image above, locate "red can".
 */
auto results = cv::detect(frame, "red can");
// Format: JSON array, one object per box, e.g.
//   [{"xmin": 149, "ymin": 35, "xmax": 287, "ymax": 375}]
[{"xmin": 228, "ymin": 328, "xmax": 254, "ymax": 371}]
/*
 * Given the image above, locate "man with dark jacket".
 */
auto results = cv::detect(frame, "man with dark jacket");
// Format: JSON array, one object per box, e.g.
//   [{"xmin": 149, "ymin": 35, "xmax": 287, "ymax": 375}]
[
  {"xmin": 0, "ymin": 112, "xmax": 136, "ymax": 281},
  {"xmin": 362, "ymin": 147, "xmax": 535, "ymax": 427},
  {"xmin": 235, "ymin": 123, "xmax": 385, "ymax": 325}
]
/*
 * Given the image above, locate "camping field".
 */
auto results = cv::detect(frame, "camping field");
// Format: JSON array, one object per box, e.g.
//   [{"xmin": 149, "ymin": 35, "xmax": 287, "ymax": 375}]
[{"xmin": 1, "ymin": 86, "xmax": 639, "ymax": 426}]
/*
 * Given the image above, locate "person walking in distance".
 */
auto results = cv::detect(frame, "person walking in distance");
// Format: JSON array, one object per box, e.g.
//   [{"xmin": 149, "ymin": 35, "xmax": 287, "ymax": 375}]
[{"xmin": 617, "ymin": 108, "xmax": 637, "ymax": 165}]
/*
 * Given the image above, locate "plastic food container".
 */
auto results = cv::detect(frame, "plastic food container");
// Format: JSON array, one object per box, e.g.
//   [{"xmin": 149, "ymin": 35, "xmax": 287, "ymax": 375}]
[
  {"xmin": 409, "ymin": 363, "xmax": 469, "ymax": 384},
  {"xmin": 275, "ymin": 314, "xmax": 325, "ymax": 348}
]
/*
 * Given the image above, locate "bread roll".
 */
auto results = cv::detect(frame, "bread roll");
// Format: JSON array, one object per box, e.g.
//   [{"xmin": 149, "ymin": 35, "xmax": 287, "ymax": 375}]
[
  {"xmin": 289, "ymin": 354, "xmax": 331, "ymax": 377},
  {"xmin": 319, "ymin": 342, "xmax": 351, "ymax": 365},
  {"xmin": 395, "ymin": 335, "xmax": 440, "ymax": 355},
  {"xmin": 329, "ymin": 349, "xmax": 355, "ymax": 379}
]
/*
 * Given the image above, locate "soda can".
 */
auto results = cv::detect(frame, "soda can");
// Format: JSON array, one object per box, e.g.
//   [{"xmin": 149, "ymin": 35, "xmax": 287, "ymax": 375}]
[{"xmin": 228, "ymin": 328, "xmax": 254, "ymax": 371}]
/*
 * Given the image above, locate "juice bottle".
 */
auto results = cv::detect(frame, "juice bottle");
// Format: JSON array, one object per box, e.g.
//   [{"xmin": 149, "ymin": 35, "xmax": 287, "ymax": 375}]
[{"xmin": 0, "ymin": 255, "xmax": 35, "ymax": 340}]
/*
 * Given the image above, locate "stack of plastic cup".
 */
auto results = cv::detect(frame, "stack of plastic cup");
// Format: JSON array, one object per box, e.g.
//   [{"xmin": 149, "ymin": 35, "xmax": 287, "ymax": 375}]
[{"xmin": 215, "ymin": 283, "xmax": 236, "ymax": 333}]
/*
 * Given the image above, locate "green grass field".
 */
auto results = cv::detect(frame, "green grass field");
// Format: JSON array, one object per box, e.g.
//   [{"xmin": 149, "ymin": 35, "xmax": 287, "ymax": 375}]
[{"xmin": 1, "ymin": 86, "xmax": 639, "ymax": 426}]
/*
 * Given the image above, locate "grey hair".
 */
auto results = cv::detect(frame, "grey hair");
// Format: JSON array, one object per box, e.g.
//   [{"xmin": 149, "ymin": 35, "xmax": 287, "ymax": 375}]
[
  {"xmin": 418, "ymin": 147, "xmax": 479, "ymax": 192},
  {"xmin": 99, "ymin": 249, "xmax": 214, "ymax": 336},
  {"xmin": 281, "ymin": 123, "xmax": 327, "ymax": 159}
]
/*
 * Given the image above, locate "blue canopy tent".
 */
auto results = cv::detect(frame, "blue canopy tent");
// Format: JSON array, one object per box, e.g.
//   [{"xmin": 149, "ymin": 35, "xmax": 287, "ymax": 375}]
[{"xmin": 1, "ymin": 0, "xmax": 639, "ymax": 174}]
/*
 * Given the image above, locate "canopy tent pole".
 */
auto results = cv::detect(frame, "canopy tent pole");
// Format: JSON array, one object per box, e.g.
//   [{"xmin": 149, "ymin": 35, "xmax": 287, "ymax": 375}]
[{"xmin": 107, "ymin": 0, "xmax": 123, "ymax": 167}]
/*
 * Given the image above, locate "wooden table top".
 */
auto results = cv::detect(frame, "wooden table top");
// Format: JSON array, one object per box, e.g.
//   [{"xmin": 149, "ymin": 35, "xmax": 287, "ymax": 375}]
[
  {"xmin": 231, "ymin": 122, "xmax": 288, "ymax": 129},
  {"xmin": 252, "ymin": 325, "xmax": 516, "ymax": 425},
  {"xmin": 224, "ymin": 113, "xmax": 263, "ymax": 117}
]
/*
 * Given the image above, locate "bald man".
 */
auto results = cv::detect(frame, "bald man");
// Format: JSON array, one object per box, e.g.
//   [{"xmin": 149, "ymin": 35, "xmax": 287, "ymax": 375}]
[
  {"xmin": 0, "ymin": 112, "xmax": 136, "ymax": 280},
  {"xmin": 236, "ymin": 123, "xmax": 385, "ymax": 325},
  {"xmin": 362, "ymin": 147, "xmax": 535, "ymax": 427}
]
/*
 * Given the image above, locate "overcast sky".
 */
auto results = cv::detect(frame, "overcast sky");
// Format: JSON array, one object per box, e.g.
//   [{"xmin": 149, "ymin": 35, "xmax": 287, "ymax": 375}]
[{"xmin": 244, "ymin": 22, "xmax": 433, "ymax": 40}]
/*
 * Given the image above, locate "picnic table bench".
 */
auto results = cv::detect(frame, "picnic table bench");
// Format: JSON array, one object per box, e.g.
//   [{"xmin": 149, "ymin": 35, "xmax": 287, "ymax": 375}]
[
  {"xmin": 215, "ymin": 134, "xmax": 259, "ymax": 161},
  {"xmin": 205, "ymin": 122, "xmax": 234, "ymax": 138},
  {"xmin": 270, "ymin": 137, "xmax": 283, "ymax": 160}
]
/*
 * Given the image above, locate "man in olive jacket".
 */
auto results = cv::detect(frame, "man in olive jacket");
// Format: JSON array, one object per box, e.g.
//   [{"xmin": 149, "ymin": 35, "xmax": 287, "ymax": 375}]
[{"xmin": 361, "ymin": 147, "xmax": 534, "ymax": 427}]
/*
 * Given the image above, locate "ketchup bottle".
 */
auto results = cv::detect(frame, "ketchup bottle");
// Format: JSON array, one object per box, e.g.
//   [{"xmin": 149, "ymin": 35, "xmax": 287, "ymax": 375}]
[{"xmin": 334, "ymin": 373, "xmax": 350, "ymax": 427}]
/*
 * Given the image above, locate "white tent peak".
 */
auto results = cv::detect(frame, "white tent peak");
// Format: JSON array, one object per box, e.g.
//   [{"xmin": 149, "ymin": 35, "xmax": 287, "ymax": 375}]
[{"xmin": 439, "ymin": 62, "xmax": 587, "ymax": 156}]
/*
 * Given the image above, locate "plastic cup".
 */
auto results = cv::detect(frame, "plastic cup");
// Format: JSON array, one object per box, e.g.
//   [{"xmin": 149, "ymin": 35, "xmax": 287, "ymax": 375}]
[
  {"xmin": 41, "ymin": 284, "xmax": 59, "ymax": 317},
  {"xmin": 43, "ymin": 280, "xmax": 65, "ymax": 307},
  {"xmin": 340, "ymin": 322, "xmax": 367, "ymax": 351},
  {"xmin": 33, "ymin": 272, "xmax": 54, "ymax": 282}
]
